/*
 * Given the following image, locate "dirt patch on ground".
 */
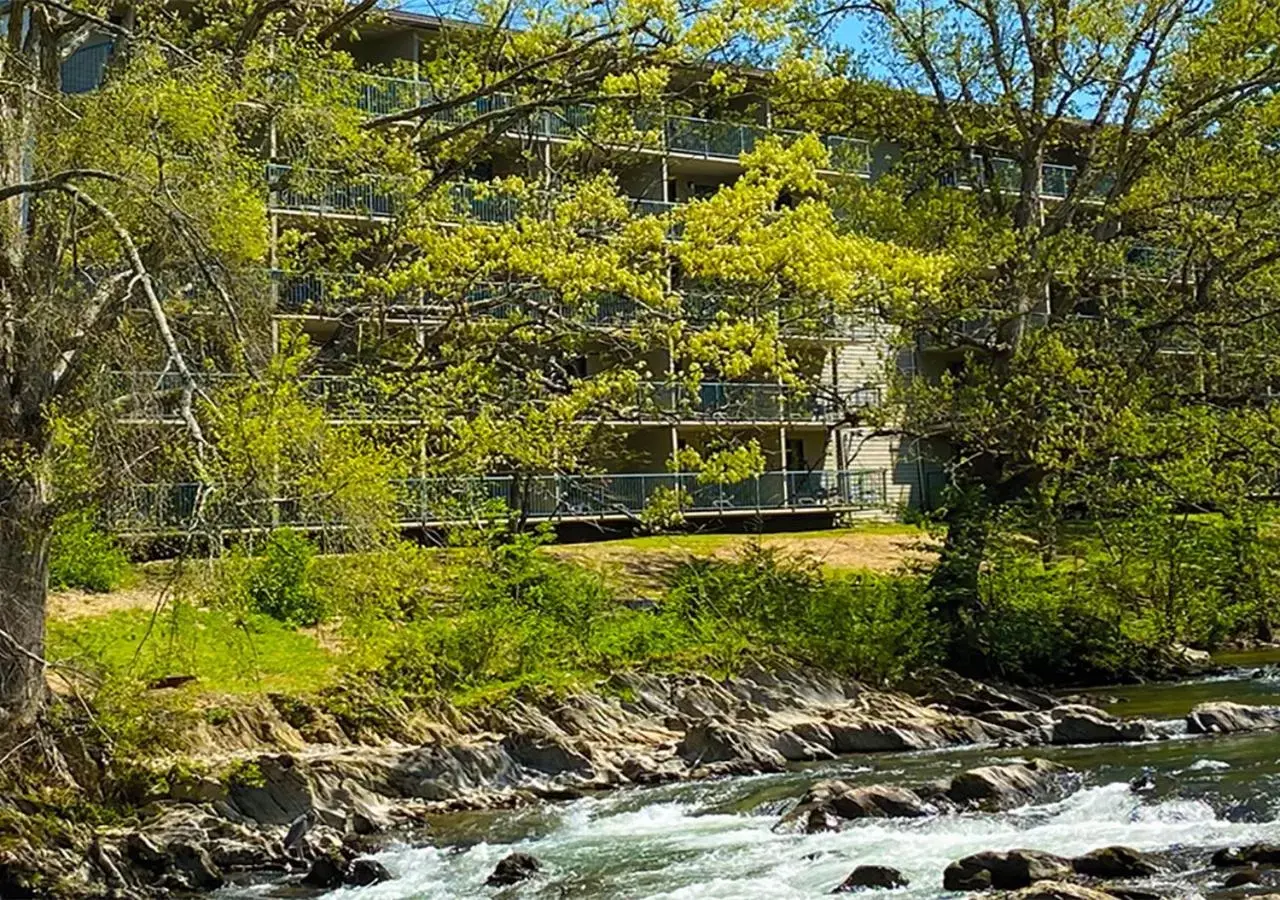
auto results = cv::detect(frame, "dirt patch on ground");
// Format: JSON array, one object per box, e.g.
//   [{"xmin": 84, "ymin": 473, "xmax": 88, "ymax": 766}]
[
  {"xmin": 738, "ymin": 532, "xmax": 937, "ymax": 572},
  {"xmin": 553, "ymin": 530, "xmax": 938, "ymax": 594},
  {"xmin": 48, "ymin": 583, "xmax": 169, "ymax": 621}
]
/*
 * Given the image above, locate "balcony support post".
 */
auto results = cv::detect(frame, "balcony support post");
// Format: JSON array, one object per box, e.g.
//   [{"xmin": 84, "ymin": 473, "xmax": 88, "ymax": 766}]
[{"xmin": 779, "ymin": 425, "xmax": 789, "ymax": 506}]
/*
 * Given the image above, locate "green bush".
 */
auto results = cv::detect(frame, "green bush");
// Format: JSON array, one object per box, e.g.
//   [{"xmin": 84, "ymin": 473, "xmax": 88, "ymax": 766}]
[
  {"xmin": 48, "ymin": 509, "xmax": 131, "ymax": 592},
  {"xmin": 311, "ymin": 539, "xmax": 443, "ymax": 622},
  {"xmin": 954, "ymin": 511, "xmax": 1280, "ymax": 684},
  {"xmin": 248, "ymin": 529, "xmax": 325, "ymax": 626},
  {"xmin": 458, "ymin": 525, "xmax": 615, "ymax": 635},
  {"xmin": 665, "ymin": 544, "xmax": 939, "ymax": 682},
  {"xmin": 971, "ymin": 557, "xmax": 1150, "ymax": 684}
]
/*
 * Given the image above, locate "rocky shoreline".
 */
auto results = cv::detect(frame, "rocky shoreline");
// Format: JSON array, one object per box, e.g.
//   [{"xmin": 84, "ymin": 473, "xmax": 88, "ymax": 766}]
[{"xmin": 4, "ymin": 665, "xmax": 1279, "ymax": 898}]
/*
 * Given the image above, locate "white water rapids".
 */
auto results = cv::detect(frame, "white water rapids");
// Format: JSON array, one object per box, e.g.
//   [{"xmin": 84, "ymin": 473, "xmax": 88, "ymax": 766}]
[
  {"xmin": 222, "ymin": 660, "xmax": 1280, "ymax": 899},
  {"xmin": 306, "ymin": 755, "xmax": 1276, "ymax": 899}
]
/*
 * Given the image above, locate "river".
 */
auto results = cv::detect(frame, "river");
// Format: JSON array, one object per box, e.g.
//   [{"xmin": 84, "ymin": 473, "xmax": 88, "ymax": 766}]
[{"xmin": 251, "ymin": 652, "xmax": 1280, "ymax": 899}]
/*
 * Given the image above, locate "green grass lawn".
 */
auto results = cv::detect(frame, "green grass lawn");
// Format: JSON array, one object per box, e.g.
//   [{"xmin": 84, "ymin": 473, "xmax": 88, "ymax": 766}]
[{"xmin": 49, "ymin": 605, "xmax": 337, "ymax": 696}]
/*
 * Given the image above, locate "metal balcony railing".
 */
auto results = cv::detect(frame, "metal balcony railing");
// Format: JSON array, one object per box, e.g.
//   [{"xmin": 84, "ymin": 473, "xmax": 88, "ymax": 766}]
[
  {"xmin": 271, "ymin": 270, "xmax": 637, "ymax": 324},
  {"xmin": 627, "ymin": 377, "xmax": 883, "ymax": 421},
  {"xmin": 681, "ymin": 290, "xmax": 881, "ymax": 338},
  {"xmin": 267, "ymin": 163, "xmax": 396, "ymax": 218},
  {"xmin": 319, "ymin": 69, "xmax": 872, "ymax": 175},
  {"xmin": 1041, "ymin": 164, "xmax": 1074, "ymax": 199},
  {"xmin": 449, "ymin": 182, "xmax": 523, "ymax": 223},
  {"xmin": 639, "ymin": 381, "xmax": 880, "ymax": 422},
  {"xmin": 273, "ymin": 270, "xmax": 362, "ymax": 313},
  {"xmin": 345, "ymin": 72, "xmax": 428, "ymax": 117},
  {"xmin": 818, "ymin": 135, "xmax": 873, "ymax": 176},
  {"xmin": 664, "ymin": 115, "xmax": 766, "ymax": 160},
  {"xmin": 270, "ymin": 269, "xmax": 886, "ymax": 338},
  {"xmin": 268, "ymin": 165, "xmax": 675, "ymax": 227},
  {"xmin": 629, "ymin": 197, "xmax": 680, "ymax": 217},
  {"xmin": 112, "ymin": 370, "xmax": 877, "ymax": 424},
  {"xmin": 1125, "ymin": 244, "xmax": 1187, "ymax": 276},
  {"xmin": 112, "ymin": 469, "xmax": 890, "ymax": 531},
  {"xmin": 945, "ymin": 156, "xmax": 1101, "ymax": 200}
]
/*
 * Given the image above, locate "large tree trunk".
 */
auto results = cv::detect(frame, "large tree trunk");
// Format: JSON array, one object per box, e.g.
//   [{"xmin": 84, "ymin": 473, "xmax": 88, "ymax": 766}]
[{"xmin": 0, "ymin": 473, "xmax": 51, "ymax": 728}]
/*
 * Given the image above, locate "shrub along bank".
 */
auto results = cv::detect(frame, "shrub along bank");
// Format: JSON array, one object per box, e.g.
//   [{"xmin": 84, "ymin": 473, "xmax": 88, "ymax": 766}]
[{"xmin": 47, "ymin": 513, "xmax": 1280, "ymax": 748}]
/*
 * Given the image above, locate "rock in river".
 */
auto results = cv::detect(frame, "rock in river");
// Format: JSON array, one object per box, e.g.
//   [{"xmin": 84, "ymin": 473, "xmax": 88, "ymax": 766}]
[
  {"xmin": 1187, "ymin": 702, "xmax": 1280, "ymax": 735},
  {"xmin": 346, "ymin": 857, "xmax": 393, "ymax": 886},
  {"xmin": 1070, "ymin": 846, "xmax": 1160, "ymax": 878},
  {"xmin": 1010, "ymin": 882, "xmax": 1127, "ymax": 900},
  {"xmin": 1050, "ymin": 706, "xmax": 1149, "ymax": 744},
  {"xmin": 943, "ymin": 849, "xmax": 1074, "ymax": 890},
  {"xmin": 486, "ymin": 852, "xmax": 542, "ymax": 887},
  {"xmin": 833, "ymin": 865, "xmax": 910, "ymax": 892},
  {"xmin": 1213, "ymin": 842, "xmax": 1280, "ymax": 867},
  {"xmin": 301, "ymin": 852, "xmax": 346, "ymax": 889},
  {"xmin": 676, "ymin": 718, "xmax": 786, "ymax": 771},
  {"xmin": 942, "ymin": 759, "xmax": 1074, "ymax": 811}
]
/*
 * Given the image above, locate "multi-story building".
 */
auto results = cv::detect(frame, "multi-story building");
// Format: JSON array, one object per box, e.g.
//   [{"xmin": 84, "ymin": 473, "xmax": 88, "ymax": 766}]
[{"xmin": 62, "ymin": 10, "xmax": 1118, "ymax": 534}]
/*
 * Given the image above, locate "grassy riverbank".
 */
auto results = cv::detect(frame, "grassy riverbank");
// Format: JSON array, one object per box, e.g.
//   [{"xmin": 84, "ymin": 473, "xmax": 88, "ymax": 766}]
[
  {"xmin": 44, "ymin": 512, "xmax": 1280, "ymax": 763},
  {"xmin": 48, "ymin": 525, "xmax": 936, "ymax": 727}
]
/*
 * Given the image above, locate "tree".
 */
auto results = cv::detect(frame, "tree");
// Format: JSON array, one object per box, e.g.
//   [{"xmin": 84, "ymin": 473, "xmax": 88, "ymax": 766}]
[
  {"xmin": 783, "ymin": 0, "xmax": 1280, "ymax": 668},
  {"xmin": 0, "ymin": 0, "xmax": 943, "ymax": 729}
]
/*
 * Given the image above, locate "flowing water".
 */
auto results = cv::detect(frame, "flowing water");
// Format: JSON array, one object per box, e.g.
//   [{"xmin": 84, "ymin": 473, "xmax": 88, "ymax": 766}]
[{"xmin": 231, "ymin": 652, "xmax": 1280, "ymax": 899}]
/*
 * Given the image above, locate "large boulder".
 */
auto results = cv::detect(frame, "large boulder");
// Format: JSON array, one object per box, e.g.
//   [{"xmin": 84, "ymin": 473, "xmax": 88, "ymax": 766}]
[
  {"xmin": 346, "ymin": 858, "xmax": 393, "ymax": 886},
  {"xmin": 1213, "ymin": 843, "xmax": 1280, "ymax": 867},
  {"xmin": 501, "ymin": 730, "xmax": 594, "ymax": 776},
  {"xmin": 826, "ymin": 719, "xmax": 946, "ymax": 753},
  {"xmin": 225, "ymin": 754, "xmax": 314, "ymax": 825},
  {"xmin": 902, "ymin": 671, "xmax": 1058, "ymax": 714},
  {"xmin": 772, "ymin": 728, "xmax": 838, "ymax": 762},
  {"xmin": 676, "ymin": 719, "xmax": 786, "ymax": 771},
  {"xmin": 944, "ymin": 760, "xmax": 1074, "ymax": 811},
  {"xmin": 978, "ymin": 710, "xmax": 1054, "ymax": 740},
  {"xmin": 1050, "ymin": 706, "xmax": 1149, "ymax": 745},
  {"xmin": 829, "ymin": 785, "xmax": 932, "ymax": 820},
  {"xmin": 1097, "ymin": 887, "xmax": 1167, "ymax": 900},
  {"xmin": 833, "ymin": 865, "xmax": 909, "ymax": 892},
  {"xmin": 301, "ymin": 852, "xmax": 345, "ymax": 889},
  {"xmin": 486, "ymin": 852, "xmax": 542, "ymax": 887},
  {"xmin": 167, "ymin": 841, "xmax": 225, "ymax": 891},
  {"xmin": 943, "ymin": 849, "xmax": 1074, "ymax": 891},
  {"xmin": 123, "ymin": 834, "xmax": 168, "ymax": 873},
  {"xmin": 1070, "ymin": 846, "xmax": 1159, "ymax": 878},
  {"xmin": 1223, "ymin": 870, "xmax": 1263, "ymax": 888},
  {"xmin": 1187, "ymin": 702, "xmax": 1280, "ymax": 735},
  {"xmin": 805, "ymin": 806, "xmax": 844, "ymax": 834}
]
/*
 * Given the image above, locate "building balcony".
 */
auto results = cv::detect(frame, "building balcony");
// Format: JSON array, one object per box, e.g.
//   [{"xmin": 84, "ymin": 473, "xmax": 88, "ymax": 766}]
[
  {"xmin": 942, "ymin": 155, "xmax": 1106, "ymax": 201},
  {"xmin": 110, "ymin": 371, "xmax": 880, "ymax": 424},
  {"xmin": 111, "ymin": 468, "xmax": 890, "ymax": 531},
  {"xmin": 267, "ymin": 164, "xmax": 673, "ymax": 225},
  {"xmin": 62, "ymin": 41, "xmax": 113, "ymax": 94},
  {"xmin": 267, "ymin": 164, "xmax": 398, "ymax": 218},
  {"xmin": 639, "ymin": 382, "xmax": 879, "ymax": 422},
  {"xmin": 270, "ymin": 269, "xmax": 882, "ymax": 338},
  {"xmin": 331, "ymin": 70, "xmax": 872, "ymax": 176},
  {"xmin": 409, "ymin": 469, "xmax": 889, "ymax": 519}
]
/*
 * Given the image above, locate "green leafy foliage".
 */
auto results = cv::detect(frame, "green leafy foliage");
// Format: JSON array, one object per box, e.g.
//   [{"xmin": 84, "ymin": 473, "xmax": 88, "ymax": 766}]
[
  {"xmin": 245, "ymin": 529, "xmax": 325, "ymax": 626},
  {"xmin": 665, "ymin": 544, "xmax": 939, "ymax": 681},
  {"xmin": 48, "ymin": 510, "xmax": 131, "ymax": 593},
  {"xmin": 950, "ymin": 511, "xmax": 1280, "ymax": 684}
]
